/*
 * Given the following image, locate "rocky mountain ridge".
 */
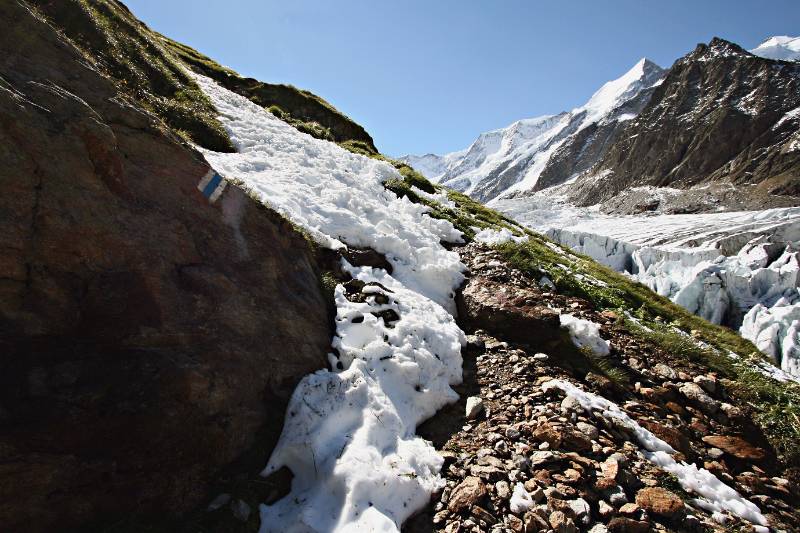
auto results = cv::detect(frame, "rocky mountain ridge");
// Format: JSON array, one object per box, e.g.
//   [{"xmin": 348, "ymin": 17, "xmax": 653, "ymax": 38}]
[
  {"xmin": 403, "ymin": 37, "xmax": 800, "ymax": 214},
  {"xmin": 564, "ymin": 38, "xmax": 800, "ymax": 211},
  {"xmin": 400, "ymin": 58, "xmax": 667, "ymax": 203}
]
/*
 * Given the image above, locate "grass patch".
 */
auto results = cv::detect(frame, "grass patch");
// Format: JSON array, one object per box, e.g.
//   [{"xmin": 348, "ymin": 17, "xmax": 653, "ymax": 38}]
[
  {"xmin": 590, "ymin": 352, "xmax": 632, "ymax": 387},
  {"xmin": 496, "ymin": 234, "xmax": 800, "ymax": 465},
  {"xmin": 497, "ymin": 234, "xmax": 756, "ymax": 357},
  {"xmin": 380, "ymin": 161, "xmax": 525, "ymax": 242},
  {"xmin": 30, "ymin": 0, "xmax": 235, "ymax": 152}
]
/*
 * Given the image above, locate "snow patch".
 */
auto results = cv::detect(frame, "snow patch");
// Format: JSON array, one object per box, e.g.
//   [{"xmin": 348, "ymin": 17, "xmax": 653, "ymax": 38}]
[
  {"xmin": 509, "ymin": 482, "xmax": 534, "ymax": 514},
  {"xmin": 560, "ymin": 314, "xmax": 610, "ymax": 356},
  {"xmin": 473, "ymin": 227, "xmax": 528, "ymax": 245},
  {"xmin": 411, "ymin": 185, "xmax": 457, "ymax": 210}
]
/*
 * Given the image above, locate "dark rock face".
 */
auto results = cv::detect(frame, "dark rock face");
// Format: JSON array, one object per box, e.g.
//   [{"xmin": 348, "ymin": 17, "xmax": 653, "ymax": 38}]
[
  {"xmin": 571, "ymin": 38, "xmax": 800, "ymax": 206},
  {"xmin": 0, "ymin": 2, "xmax": 330, "ymax": 531}
]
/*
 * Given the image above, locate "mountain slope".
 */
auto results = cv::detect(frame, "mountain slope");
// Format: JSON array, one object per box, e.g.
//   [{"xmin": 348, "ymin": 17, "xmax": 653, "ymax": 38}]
[
  {"xmin": 400, "ymin": 59, "xmax": 666, "ymax": 202},
  {"xmin": 28, "ymin": 0, "xmax": 377, "ymax": 154},
  {"xmin": 751, "ymin": 35, "xmax": 800, "ymax": 62},
  {"xmin": 565, "ymin": 38, "xmax": 800, "ymax": 210},
  {"xmin": 0, "ymin": 1, "xmax": 334, "ymax": 530}
]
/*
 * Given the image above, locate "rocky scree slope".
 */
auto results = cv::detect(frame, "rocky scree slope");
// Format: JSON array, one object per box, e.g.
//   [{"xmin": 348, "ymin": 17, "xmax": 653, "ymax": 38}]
[{"xmin": 405, "ymin": 239, "xmax": 800, "ymax": 533}]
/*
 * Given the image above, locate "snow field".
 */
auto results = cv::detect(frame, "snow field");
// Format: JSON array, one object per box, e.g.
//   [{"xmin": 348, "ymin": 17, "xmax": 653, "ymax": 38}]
[
  {"xmin": 191, "ymin": 72, "xmax": 464, "ymax": 312},
  {"xmin": 542, "ymin": 380, "xmax": 769, "ymax": 530},
  {"xmin": 191, "ymin": 73, "xmax": 467, "ymax": 531}
]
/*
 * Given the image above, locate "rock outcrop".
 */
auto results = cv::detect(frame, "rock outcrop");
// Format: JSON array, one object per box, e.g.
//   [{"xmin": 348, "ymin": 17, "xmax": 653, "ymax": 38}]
[{"xmin": 0, "ymin": 2, "xmax": 330, "ymax": 530}]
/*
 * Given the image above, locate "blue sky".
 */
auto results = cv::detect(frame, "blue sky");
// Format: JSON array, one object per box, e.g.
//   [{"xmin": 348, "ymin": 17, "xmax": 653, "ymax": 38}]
[{"xmin": 126, "ymin": 0, "xmax": 800, "ymax": 156}]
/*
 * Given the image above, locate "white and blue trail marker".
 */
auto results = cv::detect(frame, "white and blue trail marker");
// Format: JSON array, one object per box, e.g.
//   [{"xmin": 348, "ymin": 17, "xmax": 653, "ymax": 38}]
[{"xmin": 197, "ymin": 169, "xmax": 227, "ymax": 203}]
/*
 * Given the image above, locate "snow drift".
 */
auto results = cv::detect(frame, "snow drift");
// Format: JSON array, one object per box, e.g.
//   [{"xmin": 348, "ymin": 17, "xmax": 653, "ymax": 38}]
[
  {"xmin": 543, "ymin": 379, "xmax": 769, "ymax": 530},
  {"xmin": 192, "ymin": 72, "xmax": 467, "ymax": 532}
]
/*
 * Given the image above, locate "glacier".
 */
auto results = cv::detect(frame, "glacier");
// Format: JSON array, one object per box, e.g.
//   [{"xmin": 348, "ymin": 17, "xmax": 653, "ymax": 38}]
[{"xmin": 494, "ymin": 193, "xmax": 800, "ymax": 376}]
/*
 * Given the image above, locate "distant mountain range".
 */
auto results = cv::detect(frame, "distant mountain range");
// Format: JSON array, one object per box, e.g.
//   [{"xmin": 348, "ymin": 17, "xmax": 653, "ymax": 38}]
[{"xmin": 400, "ymin": 36, "xmax": 800, "ymax": 213}]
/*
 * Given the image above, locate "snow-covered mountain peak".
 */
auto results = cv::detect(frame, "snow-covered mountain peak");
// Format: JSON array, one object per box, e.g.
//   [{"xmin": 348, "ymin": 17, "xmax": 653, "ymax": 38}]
[
  {"xmin": 750, "ymin": 35, "xmax": 800, "ymax": 61},
  {"xmin": 400, "ymin": 57, "xmax": 666, "ymax": 201},
  {"xmin": 578, "ymin": 57, "xmax": 664, "ymax": 128}
]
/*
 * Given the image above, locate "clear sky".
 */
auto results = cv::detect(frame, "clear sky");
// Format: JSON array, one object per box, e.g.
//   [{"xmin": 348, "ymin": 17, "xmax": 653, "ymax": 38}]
[{"xmin": 124, "ymin": 0, "xmax": 800, "ymax": 156}]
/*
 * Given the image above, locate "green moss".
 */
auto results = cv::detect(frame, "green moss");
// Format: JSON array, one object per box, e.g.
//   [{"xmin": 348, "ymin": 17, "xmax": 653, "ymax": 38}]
[
  {"xmin": 30, "ymin": 0, "xmax": 235, "ymax": 152},
  {"xmin": 294, "ymin": 120, "xmax": 334, "ymax": 141},
  {"xmin": 379, "ymin": 160, "xmax": 525, "ymax": 242},
  {"xmin": 267, "ymin": 105, "xmax": 285, "ymax": 118},
  {"xmin": 395, "ymin": 164, "xmax": 435, "ymax": 193},
  {"xmin": 496, "ymin": 235, "xmax": 800, "ymax": 465},
  {"xmin": 658, "ymin": 473, "xmax": 691, "ymax": 501},
  {"xmin": 590, "ymin": 352, "xmax": 632, "ymax": 387},
  {"xmin": 320, "ymin": 271, "xmax": 340, "ymax": 303}
]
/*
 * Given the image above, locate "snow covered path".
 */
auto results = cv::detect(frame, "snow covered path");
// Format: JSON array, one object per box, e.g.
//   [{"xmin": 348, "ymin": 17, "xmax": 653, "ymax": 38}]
[{"xmin": 192, "ymin": 73, "xmax": 466, "ymax": 532}]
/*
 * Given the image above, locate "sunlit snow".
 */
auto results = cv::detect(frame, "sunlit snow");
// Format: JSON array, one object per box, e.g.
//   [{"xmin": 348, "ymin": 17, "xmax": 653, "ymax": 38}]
[{"xmin": 192, "ymin": 72, "xmax": 467, "ymax": 532}]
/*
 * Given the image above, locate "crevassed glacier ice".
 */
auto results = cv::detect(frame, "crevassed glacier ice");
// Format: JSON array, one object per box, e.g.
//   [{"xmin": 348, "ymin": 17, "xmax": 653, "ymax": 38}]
[{"xmin": 494, "ymin": 196, "xmax": 800, "ymax": 376}]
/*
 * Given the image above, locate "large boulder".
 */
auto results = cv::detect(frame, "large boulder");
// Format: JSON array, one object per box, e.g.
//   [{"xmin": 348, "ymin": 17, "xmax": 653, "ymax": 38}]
[
  {"xmin": 457, "ymin": 276, "xmax": 561, "ymax": 344},
  {"xmin": 0, "ymin": 2, "xmax": 331, "ymax": 530}
]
